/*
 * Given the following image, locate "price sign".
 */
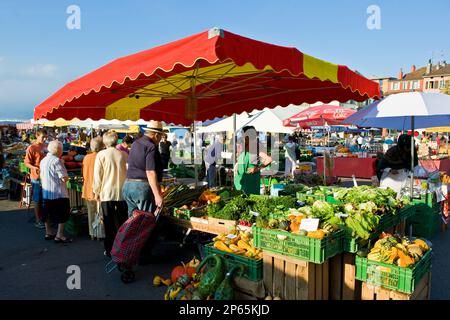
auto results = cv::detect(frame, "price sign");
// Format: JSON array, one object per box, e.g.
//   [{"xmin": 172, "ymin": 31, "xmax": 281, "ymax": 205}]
[
  {"xmin": 299, "ymin": 218, "xmax": 320, "ymax": 232},
  {"xmin": 250, "ymin": 211, "xmax": 259, "ymax": 217}
]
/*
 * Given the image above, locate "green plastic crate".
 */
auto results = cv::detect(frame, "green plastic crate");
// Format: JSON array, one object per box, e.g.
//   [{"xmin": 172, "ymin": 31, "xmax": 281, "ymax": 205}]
[
  {"xmin": 355, "ymin": 249, "xmax": 432, "ymax": 294},
  {"xmin": 296, "ymin": 192, "xmax": 328, "ymax": 204},
  {"xmin": 406, "ymin": 208, "xmax": 441, "ymax": 239},
  {"xmin": 172, "ymin": 206, "xmax": 206, "ymax": 220},
  {"xmin": 203, "ymin": 243, "xmax": 263, "ymax": 281},
  {"xmin": 343, "ymin": 213, "xmax": 397, "ymax": 253},
  {"xmin": 411, "ymin": 193, "xmax": 440, "ymax": 210},
  {"xmin": 253, "ymin": 226, "xmax": 344, "ymax": 263},
  {"xmin": 65, "ymin": 214, "xmax": 88, "ymax": 236}
]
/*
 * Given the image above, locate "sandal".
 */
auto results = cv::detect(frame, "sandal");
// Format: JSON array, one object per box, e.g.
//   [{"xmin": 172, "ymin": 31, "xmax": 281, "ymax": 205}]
[
  {"xmin": 54, "ymin": 237, "xmax": 73, "ymax": 244},
  {"xmin": 45, "ymin": 234, "xmax": 56, "ymax": 240}
]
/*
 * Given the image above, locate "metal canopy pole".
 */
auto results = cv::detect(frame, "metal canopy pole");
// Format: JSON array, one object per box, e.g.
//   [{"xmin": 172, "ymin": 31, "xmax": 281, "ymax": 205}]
[
  {"xmin": 232, "ymin": 113, "xmax": 237, "ymax": 189},
  {"xmin": 193, "ymin": 121, "xmax": 198, "ymax": 187},
  {"xmin": 410, "ymin": 116, "xmax": 415, "ymax": 198}
]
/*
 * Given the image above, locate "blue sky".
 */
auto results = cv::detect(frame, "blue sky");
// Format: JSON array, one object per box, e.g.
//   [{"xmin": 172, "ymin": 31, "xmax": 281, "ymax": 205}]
[{"xmin": 0, "ymin": 0, "xmax": 449, "ymax": 120}]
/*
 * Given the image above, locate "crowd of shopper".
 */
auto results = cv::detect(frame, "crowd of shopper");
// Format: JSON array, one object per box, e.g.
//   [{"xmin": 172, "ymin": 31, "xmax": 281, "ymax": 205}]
[{"xmin": 23, "ymin": 122, "xmax": 167, "ymax": 263}]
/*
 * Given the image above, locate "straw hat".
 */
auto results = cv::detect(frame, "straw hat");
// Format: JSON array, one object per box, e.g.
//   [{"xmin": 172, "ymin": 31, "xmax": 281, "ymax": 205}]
[{"xmin": 143, "ymin": 120, "xmax": 164, "ymax": 133}]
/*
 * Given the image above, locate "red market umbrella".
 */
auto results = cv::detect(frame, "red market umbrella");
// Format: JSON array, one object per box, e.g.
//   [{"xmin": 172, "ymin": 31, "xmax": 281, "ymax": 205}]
[
  {"xmin": 34, "ymin": 28, "xmax": 379, "ymax": 125},
  {"xmin": 284, "ymin": 104, "xmax": 356, "ymax": 128}
]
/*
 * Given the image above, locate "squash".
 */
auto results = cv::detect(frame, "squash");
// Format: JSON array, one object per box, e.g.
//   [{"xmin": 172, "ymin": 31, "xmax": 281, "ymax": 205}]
[
  {"xmin": 161, "ymin": 278, "xmax": 172, "ymax": 286},
  {"xmin": 307, "ymin": 230, "xmax": 326, "ymax": 239},
  {"xmin": 171, "ymin": 262, "xmax": 197, "ymax": 283},
  {"xmin": 397, "ymin": 250, "xmax": 415, "ymax": 268},
  {"xmin": 194, "ymin": 255, "xmax": 225, "ymax": 300},
  {"xmin": 413, "ymin": 239, "xmax": 429, "ymax": 252},
  {"xmin": 153, "ymin": 275, "xmax": 162, "ymax": 286},
  {"xmin": 237, "ymin": 240, "xmax": 252, "ymax": 251},
  {"xmin": 290, "ymin": 221, "xmax": 300, "ymax": 233},
  {"xmin": 214, "ymin": 266, "xmax": 244, "ymax": 300},
  {"xmin": 278, "ymin": 219, "xmax": 290, "ymax": 231},
  {"xmin": 187, "ymin": 257, "xmax": 201, "ymax": 269},
  {"xmin": 214, "ymin": 241, "xmax": 234, "ymax": 253}
]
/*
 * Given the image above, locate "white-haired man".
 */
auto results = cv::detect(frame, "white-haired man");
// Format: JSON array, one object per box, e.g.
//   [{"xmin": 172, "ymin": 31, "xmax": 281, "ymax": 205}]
[
  {"xmin": 93, "ymin": 130, "xmax": 128, "ymax": 257},
  {"xmin": 39, "ymin": 140, "xmax": 72, "ymax": 243}
]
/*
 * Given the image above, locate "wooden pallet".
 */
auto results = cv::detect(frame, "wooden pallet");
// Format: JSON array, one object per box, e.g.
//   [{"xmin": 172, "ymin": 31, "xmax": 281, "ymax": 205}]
[
  {"xmin": 329, "ymin": 253, "xmax": 362, "ymax": 300},
  {"xmin": 263, "ymin": 251, "xmax": 329, "ymax": 300},
  {"xmin": 361, "ymin": 272, "xmax": 431, "ymax": 300}
]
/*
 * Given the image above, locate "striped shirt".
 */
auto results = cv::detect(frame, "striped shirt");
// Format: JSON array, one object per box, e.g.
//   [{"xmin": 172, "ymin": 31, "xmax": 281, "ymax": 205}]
[{"xmin": 40, "ymin": 154, "xmax": 69, "ymax": 200}]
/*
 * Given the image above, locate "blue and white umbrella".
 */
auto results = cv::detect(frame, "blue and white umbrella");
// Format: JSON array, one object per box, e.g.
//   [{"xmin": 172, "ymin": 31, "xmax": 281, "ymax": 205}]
[
  {"xmin": 344, "ymin": 92, "xmax": 450, "ymax": 130},
  {"xmin": 345, "ymin": 92, "xmax": 450, "ymax": 197}
]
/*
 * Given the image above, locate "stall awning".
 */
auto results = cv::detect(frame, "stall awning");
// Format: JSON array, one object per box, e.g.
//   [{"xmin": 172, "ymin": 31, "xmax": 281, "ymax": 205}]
[
  {"xmin": 34, "ymin": 28, "xmax": 380, "ymax": 125},
  {"xmin": 16, "ymin": 122, "xmax": 34, "ymax": 130}
]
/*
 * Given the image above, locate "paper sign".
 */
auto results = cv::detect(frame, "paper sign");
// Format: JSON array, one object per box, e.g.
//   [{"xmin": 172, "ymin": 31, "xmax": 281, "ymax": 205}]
[
  {"xmin": 226, "ymin": 234, "xmax": 237, "ymax": 239},
  {"xmin": 299, "ymin": 218, "xmax": 320, "ymax": 232},
  {"xmin": 250, "ymin": 211, "xmax": 259, "ymax": 217}
]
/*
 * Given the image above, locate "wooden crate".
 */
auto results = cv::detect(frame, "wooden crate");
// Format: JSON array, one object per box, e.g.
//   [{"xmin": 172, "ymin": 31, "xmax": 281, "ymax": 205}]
[
  {"xmin": 329, "ymin": 253, "xmax": 362, "ymax": 300},
  {"xmin": 164, "ymin": 216, "xmax": 237, "ymax": 235},
  {"xmin": 263, "ymin": 251, "xmax": 329, "ymax": 300},
  {"xmin": 208, "ymin": 217, "xmax": 237, "ymax": 234},
  {"xmin": 361, "ymin": 272, "xmax": 431, "ymax": 300}
]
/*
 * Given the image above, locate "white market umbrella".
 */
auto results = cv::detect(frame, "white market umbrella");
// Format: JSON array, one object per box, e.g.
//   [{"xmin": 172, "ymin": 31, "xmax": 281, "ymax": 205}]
[
  {"xmin": 345, "ymin": 92, "xmax": 450, "ymax": 197},
  {"xmin": 345, "ymin": 92, "xmax": 450, "ymax": 130},
  {"xmin": 197, "ymin": 109, "xmax": 293, "ymax": 134}
]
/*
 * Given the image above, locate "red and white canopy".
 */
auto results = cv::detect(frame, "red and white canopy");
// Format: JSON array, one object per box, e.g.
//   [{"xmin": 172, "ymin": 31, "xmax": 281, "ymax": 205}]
[{"xmin": 283, "ymin": 104, "xmax": 356, "ymax": 128}]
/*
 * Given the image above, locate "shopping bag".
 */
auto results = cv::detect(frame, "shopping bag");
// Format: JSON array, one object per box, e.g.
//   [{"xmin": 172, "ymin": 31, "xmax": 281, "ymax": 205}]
[{"xmin": 92, "ymin": 203, "xmax": 105, "ymax": 239}]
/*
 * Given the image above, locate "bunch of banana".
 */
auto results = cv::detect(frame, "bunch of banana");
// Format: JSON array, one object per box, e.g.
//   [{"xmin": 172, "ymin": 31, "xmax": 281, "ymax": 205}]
[{"xmin": 212, "ymin": 231, "xmax": 263, "ymax": 259}]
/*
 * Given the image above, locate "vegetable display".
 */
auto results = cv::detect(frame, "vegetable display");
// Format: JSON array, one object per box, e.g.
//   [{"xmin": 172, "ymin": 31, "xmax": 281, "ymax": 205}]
[
  {"xmin": 212, "ymin": 230, "xmax": 263, "ymax": 259},
  {"xmin": 365, "ymin": 234, "xmax": 430, "ymax": 267},
  {"xmin": 207, "ymin": 194, "xmax": 297, "ymax": 225},
  {"xmin": 163, "ymin": 185, "xmax": 205, "ymax": 211},
  {"xmin": 192, "ymin": 255, "xmax": 225, "ymax": 300},
  {"xmin": 214, "ymin": 266, "xmax": 244, "ymax": 300}
]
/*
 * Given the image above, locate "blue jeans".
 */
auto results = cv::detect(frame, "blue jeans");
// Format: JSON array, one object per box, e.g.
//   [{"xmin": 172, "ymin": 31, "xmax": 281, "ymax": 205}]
[
  {"xmin": 31, "ymin": 179, "xmax": 42, "ymax": 203},
  {"xmin": 207, "ymin": 164, "xmax": 216, "ymax": 188},
  {"xmin": 122, "ymin": 180, "xmax": 155, "ymax": 217}
]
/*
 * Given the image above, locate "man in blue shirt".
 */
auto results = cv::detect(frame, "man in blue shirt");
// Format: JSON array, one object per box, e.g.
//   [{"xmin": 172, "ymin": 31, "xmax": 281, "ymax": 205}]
[
  {"xmin": 123, "ymin": 120, "xmax": 164, "ymax": 218},
  {"xmin": 122, "ymin": 120, "xmax": 165, "ymax": 265}
]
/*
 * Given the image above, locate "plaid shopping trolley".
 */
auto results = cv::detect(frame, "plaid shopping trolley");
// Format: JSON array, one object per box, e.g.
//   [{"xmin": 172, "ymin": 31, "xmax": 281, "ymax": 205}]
[{"xmin": 105, "ymin": 206, "xmax": 161, "ymax": 283}]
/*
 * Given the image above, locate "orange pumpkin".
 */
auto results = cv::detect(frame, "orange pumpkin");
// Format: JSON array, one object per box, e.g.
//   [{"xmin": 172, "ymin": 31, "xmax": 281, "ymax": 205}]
[{"xmin": 290, "ymin": 221, "xmax": 300, "ymax": 233}]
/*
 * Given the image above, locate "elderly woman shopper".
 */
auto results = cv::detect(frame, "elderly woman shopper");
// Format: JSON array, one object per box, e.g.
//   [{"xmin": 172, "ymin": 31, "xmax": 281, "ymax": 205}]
[
  {"xmin": 39, "ymin": 140, "xmax": 72, "ymax": 243},
  {"xmin": 82, "ymin": 137, "xmax": 104, "ymax": 240},
  {"xmin": 93, "ymin": 130, "xmax": 128, "ymax": 257}
]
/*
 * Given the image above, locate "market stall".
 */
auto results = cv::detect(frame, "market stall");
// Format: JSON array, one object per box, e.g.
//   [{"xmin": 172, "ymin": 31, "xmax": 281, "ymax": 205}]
[{"xmin": 32, "ymin": 28, "xmax": 391, "ymax": 299}]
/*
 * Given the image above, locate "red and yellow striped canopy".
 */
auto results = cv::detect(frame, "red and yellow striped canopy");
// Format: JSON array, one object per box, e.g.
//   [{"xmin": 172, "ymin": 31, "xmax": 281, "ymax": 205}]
[{"xmin": 34, "ymin": 28, "xmax": 380, "ymax": 125}]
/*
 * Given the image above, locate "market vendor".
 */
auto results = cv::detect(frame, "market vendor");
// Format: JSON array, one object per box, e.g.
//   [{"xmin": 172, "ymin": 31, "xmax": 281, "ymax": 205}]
[
  {"xmin": 24, "ymin": 128, "xmax": 48, "ymax": 229},
  {"xmin": 283, "ymin": 136, "xmax": 297, "ymax": 178},
  {"xmin": 234, "ymin": 126, "xmax": 272, "ymax": 195},
  {"xmin": 376, "ymin": 134, "xmax": 418, "ymax": 180}
]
